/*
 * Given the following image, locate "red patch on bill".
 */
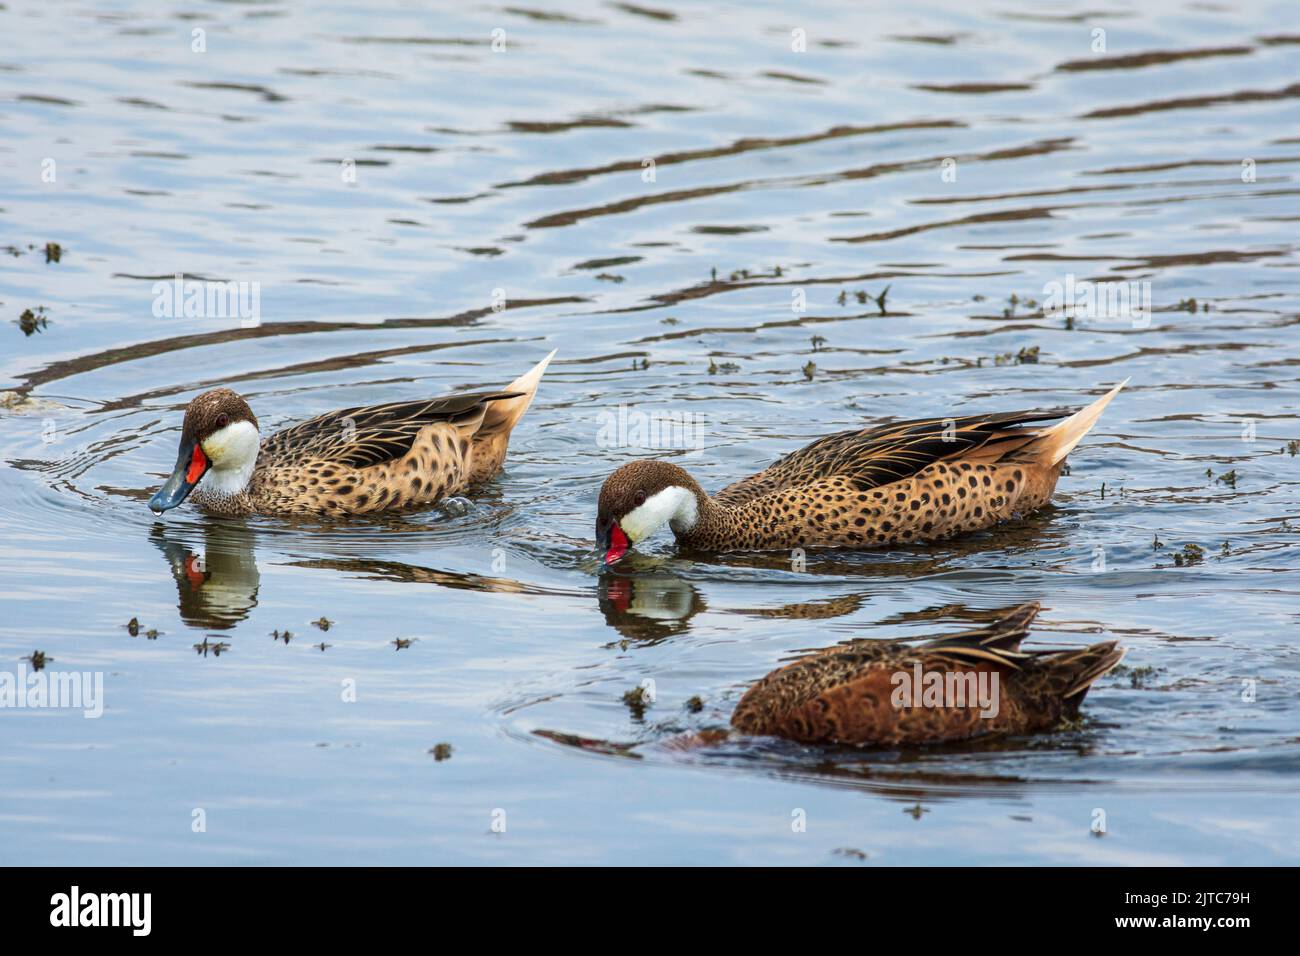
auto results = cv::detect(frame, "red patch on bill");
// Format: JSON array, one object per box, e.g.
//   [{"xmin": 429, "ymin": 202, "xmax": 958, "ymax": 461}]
[
  {"xmin": 604, "ymin": 524, "xmax": 629, "ymax": 565},
  {"xmin": 185, "ymin": 444, "xmax": 208, "ymax": 484}
]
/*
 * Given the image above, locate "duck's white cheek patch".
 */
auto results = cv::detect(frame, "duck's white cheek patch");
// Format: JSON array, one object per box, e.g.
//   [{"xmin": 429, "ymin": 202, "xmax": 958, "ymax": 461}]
[
  {"xmin": 620, "ymin": 486, "xmax": 697, "ymax": 542},
  {"xmin": 198, "ymin": 420, "xmax": 259, "ymax": 496},
  {"xmin": 201, "ymin": 421, "xmax": 259, "ymax": 469}
]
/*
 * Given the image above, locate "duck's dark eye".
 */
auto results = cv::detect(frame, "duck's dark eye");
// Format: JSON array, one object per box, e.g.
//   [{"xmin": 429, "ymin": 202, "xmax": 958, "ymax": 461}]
[
  {"xmin": 633, "ymin": 490, "xmax": 647, "ymax": 507},
  {"xmin": 215, "ymin": 413, "xmax": 230, "ymax": 429}
]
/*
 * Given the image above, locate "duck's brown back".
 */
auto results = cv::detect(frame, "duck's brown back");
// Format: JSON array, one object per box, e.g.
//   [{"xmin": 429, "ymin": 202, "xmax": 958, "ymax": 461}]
[{"xmin": 731, "ymin": 625, "xmax": 1123, "ymax": 747}]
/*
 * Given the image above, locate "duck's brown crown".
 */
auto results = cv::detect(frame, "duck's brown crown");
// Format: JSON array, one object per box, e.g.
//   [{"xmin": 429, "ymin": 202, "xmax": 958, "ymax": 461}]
[
  {"xmin": 597, "ymin": 459, "xmax": 705, "ymax": 524},
  {"xmin": 183, "ymin": 388, "xmax": 258, "ymax": 443}
]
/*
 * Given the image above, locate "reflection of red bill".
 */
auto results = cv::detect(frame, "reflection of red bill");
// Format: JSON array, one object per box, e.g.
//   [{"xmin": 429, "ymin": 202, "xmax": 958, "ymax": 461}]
[
  {"xmin": 606, "ymin": 576, "xmax": 632, "ymax": 613},
  {"xmin": 604, "ymin": 524, "xmax": 629, "ymax": 565},
  {"xmin": 183, "ymin": 555, "xmax": 206, "ymax": 589},
  {"xmin": 186, "ymin": 444, "xmax": 209, "ymax": 484}
]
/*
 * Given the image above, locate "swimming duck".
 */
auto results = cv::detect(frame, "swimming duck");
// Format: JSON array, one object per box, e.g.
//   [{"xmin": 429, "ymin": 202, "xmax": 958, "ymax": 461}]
[
  {"xmin": 148, "ymin": 351, "xmax": 554, "ymax": 517},
  {"xmin": 596, "ymin": 380, "xmax": 1124, "ymax": 563},
  {"xmin": 731, "ymin": 602, "xmax": 1123, "ymax": 746}
]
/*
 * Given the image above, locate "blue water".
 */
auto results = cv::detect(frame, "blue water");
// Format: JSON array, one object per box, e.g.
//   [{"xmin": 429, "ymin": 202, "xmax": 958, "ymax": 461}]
[{"xmin": 1, "ymin": 0, "xmax": 1298, "ymax": 864}]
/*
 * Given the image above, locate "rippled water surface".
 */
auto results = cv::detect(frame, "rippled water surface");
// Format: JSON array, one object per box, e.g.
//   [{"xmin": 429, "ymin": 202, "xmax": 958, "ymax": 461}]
[{"xmin": 2, "ymin": 0, "xmax": 1299, "ymax": 864}]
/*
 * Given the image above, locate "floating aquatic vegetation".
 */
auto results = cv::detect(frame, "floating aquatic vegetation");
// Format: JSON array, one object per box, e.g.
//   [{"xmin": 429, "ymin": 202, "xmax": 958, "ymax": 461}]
[
  {"xmin": 17, "ymin": 307, "xmax": 48, "ymax": 336},
  {"xmin": 622, "ymin": 686, "xmax": 650, "ymax": 719}
]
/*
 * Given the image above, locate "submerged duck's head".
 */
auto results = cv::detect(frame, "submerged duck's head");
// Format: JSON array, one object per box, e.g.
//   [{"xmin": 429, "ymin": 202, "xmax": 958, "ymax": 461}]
[
  {"xmin": 149, "ymin": 388, "xmax": 259, "ymax": 515},
  {"xmin": 596, "ymin": 460, "xmax": 702, "ymax": 566}
]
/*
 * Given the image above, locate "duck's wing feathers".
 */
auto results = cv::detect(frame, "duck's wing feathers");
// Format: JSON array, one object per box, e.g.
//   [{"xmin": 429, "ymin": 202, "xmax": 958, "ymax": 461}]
[
  {"xmin": 714, "ymin": 408, "xmax": 1071, "ymax": 504},
  {"xmin": 752, "ymin": 602, "xmax": 1041, "ymax": 704},
  {"xmin": 258, "ymin": 391, "xmax": 522, "ymax": 470}
]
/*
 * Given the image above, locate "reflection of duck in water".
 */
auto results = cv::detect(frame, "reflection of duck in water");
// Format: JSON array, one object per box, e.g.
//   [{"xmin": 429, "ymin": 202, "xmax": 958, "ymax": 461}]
[
  {"xmin": 595, "ymin": 565, "xmax": 871, "ymax": 642},
  {"xmin": 596, "ymin": 382, "xmax": 1124, "ymax": 563},
  {"xmin": 149, "ymin": 352, "xmax": 554, "ymax": 517},
  {"xmin": 731, "ymin": 603, "xmax": 1122, "ymax": 746},
  {"xmin": 597, "ymin": 571, "xmax": 705, "ymax": 643},
  {"xmin": 149, "ymin": 522, "xmax": 260, "ymax": 630}
]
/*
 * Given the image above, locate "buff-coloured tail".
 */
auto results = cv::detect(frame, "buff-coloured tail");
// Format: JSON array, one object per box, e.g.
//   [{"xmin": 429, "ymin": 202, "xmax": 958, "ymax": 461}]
[
  {"xmin": 481, "ymin": 349, "xmax": 556, "ymax": 436},
  {"xmin": 1033, "ymin": 379, "xmax": 1127, "ymax": 466}
]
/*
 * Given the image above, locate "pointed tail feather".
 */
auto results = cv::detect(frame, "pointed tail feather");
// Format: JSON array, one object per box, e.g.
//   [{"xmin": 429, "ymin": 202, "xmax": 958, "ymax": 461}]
[
  {"xmin": 1031, "ymin": 379, "xmax": 1127, "ymax": 467},
  {"xmin": 1062, "ymin": 641, "xmax": 1126, "ymax": 699},
  {"xmin": 923, "ymin": 601, "xmax": 1043, "ymax": 667},
  {"xmin": 480, "ymin": 349, "xmax": 556, "ymax": 436}
]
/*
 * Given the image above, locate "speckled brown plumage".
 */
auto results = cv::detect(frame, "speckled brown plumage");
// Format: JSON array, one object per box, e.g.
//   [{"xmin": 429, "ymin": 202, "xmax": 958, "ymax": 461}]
[
  {"xmin": 155, "ymin": 352, "xmax": 554, "ymax": 517},
  {"xmin": 242, "ymin": 400, "xmax": 493, "ymax": 516},
  {"xmin": 597, "ymin": 382, "xmax": 1124, "ymax": 557},
  {"xmin": 731, "ymin": 602, "xmax": 1124, "ymax": 746}
]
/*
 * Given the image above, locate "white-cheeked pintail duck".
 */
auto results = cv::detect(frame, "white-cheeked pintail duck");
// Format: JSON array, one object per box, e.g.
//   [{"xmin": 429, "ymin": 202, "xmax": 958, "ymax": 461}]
[
  {"xmin": 597, "ymin": 380, "xmax": 1125, "ymax": 563},
  {"xmin": 731, "ymin": 602, "xmax": 1123, "ymax": 746},
  {"xmin": 149, "ymin": 351, "xmax": 554, "ymax": 517}
]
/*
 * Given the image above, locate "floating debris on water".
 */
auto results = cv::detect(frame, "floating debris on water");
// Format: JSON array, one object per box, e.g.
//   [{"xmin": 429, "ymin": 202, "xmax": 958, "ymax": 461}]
[
  {"xmin": 0, "ymin": 391, "xmax": 66, "ymax": 414},
  {"xmin": 993, "ymin": 346, "xmax": 1039, "ymax": 366},
  {"xmin": 17, "ymin": 307, "xmax": 48, "ymax": 336},
  {"xmin": 122, "ymin": 617, "xmax": 161, "ymax": 639},
  {"xmin": 874, "ymin": 284, "xmax": 890, "ymax": 313},
  {"xmin": 623, "ymin": 686, "xmax": 650, "ymax": 719},
  {"xmin": 1112, "ymin": 663, "xmax": 1161, "ymax": 688}
]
